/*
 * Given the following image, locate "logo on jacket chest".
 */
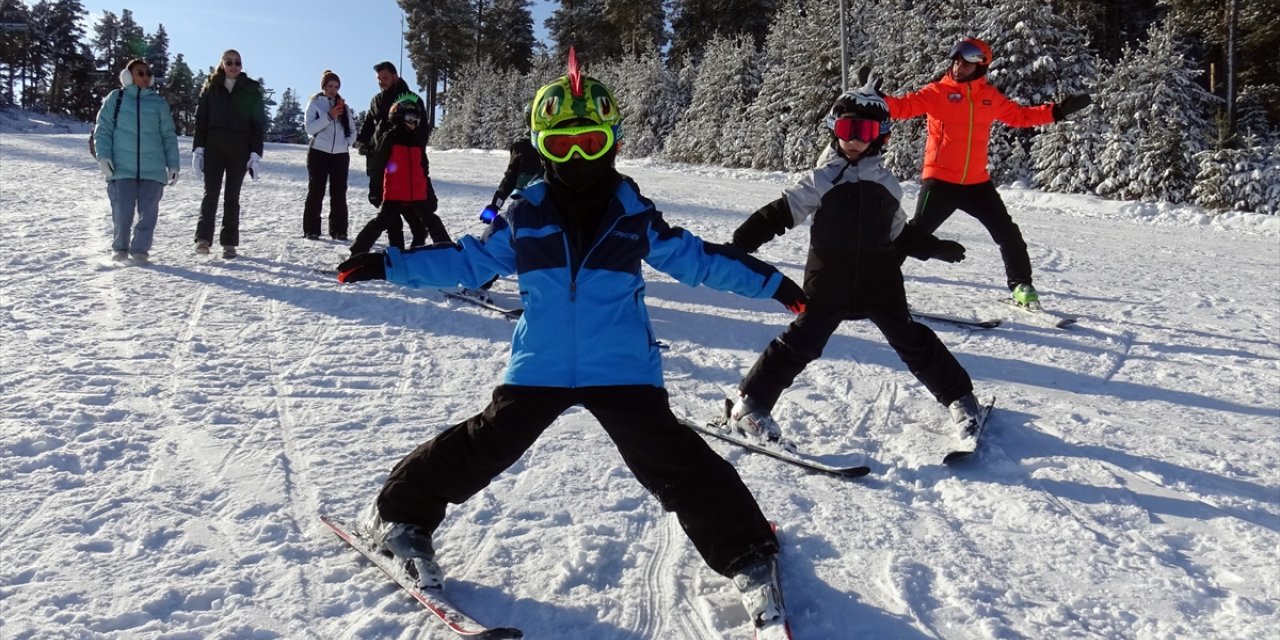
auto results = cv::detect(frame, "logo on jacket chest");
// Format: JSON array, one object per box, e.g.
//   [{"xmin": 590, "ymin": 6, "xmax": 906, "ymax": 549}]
[
  {"xmin": 609, "ymin": 229, "xmax": 640, "ymax": 241},
  {"xmin": 948, "ymin": 93, "xmax": 963, "ymax": 103}
]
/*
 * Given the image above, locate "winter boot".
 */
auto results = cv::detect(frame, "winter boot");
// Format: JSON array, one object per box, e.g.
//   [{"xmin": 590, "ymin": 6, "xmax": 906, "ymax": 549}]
[
  {"xmin": 1011, "ymin": 283, "xmax": 1041, "ymax": 310},
  {"xmin": 728, "ymin": 395, "xmax": 788, "ymax": 449},
  {"xmin": 195, "ymin": 239, "xmax": 211, "ymax": 255},
  {"xmin": 222, "ymin": 245, "xmax": 237, "ymax": 259},
  {"xmin": 362, "ymin": 502, "xmax": 444, "ymax": 590},
  {"xmin": 949, "ymin": 393, "xmax": 982, "ymax": 440},
  {"xmin": 732, "ymin": 554, "xmax": 785, "ymax": 630},
  {"xmin": 129, "ymin": 252, "xmax": 150, "ymax": 265},
  {"xmin": 112, "ymin": 250, "xmax": 129, "ymax": 263}
]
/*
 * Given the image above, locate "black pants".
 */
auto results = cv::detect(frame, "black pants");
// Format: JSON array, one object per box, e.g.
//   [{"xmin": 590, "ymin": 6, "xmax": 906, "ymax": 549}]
[
  {"xmin": 303, "ymin": 149, "xmax": 349, "ymax": 237},
  {"xmin": 196, "ymin": 138, "xmax": 249, "ymax": 247},
  {"xmin": 349, "ymin": 200, "xmax": 450, "ymax": 254},
  {"xmin": 911, "ymin": 179, "xmax": 1032, "ymax": 290},
  {"xmin": 740, "ymin": 304, "xmax": 973, "ymax": 411},
  {"xmin": 376, "ymin": 384, "xmax": 779, "ymax": 576}
]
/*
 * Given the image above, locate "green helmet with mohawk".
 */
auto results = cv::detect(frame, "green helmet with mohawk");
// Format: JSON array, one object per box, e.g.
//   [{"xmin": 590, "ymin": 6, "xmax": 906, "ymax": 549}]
[{"xmin": 530, "ymin": 47, "xmax": 622, "ymax": 163}]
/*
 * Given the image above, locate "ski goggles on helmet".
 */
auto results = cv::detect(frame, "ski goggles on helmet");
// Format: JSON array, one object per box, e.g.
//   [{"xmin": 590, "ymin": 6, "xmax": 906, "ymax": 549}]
[
  {"xmin": 949, "ymin": 40, "xmax": 989, "ymax": 64},
  {"xmin": 833, "ymin": 117, "xmax": 881, "ymax": 143},
  {"xmin": 401, "ymin": 113, "xmax": 421, "ymax": 125},
  {"xmin": 535, "ymin": 124, "xmax": 616, "ymax": 163}
]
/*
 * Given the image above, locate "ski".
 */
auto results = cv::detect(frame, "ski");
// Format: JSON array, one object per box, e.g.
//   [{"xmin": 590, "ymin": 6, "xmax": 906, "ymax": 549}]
[
  {"xmin": 319, "ymin": 515, "xmax": 524, "ymax": 639},
  {"xmin": 999, "ymin": 299, "xmax": 1077, "ymax": 328},
  {"xmin": 942, "ymin": 396, "xmax": 997, "ymax": 464},
  {"xmin": 441, "ymin": 289, "xmax": 524, "ymax": 320},
  {"xmin": 679, "ymin": 402, "xmax": 870, "ymax": 478},
  {"xmin": 910, "ymin": 310, "xmax": 1002, "ymax": 329}
]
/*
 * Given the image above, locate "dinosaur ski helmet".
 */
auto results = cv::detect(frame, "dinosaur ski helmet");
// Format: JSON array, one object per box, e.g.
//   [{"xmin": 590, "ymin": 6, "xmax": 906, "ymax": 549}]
[{"xmin": 529, "ymin": 47, "xmax": 622, "ymax": 162}]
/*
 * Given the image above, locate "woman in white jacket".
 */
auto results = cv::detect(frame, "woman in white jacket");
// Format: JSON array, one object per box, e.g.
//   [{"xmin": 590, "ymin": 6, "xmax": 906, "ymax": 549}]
[{"xmin": 302, "ymin": 70, "xmax": 357, "ymax": 240}]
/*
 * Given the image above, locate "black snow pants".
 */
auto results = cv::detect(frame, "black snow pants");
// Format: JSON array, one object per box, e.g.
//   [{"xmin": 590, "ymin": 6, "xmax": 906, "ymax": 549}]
[
  {"xmin": 376, "ymin": 384, "xmax": 780, "ymax": 576},
  {"xmin": 349, "ymin": 200, "xmax": 450, "ymax": 254},
  {"xmin": 911, "ymin": 178, "xmax": 1032, "ymax": 290},
  {"xmin": 196, "ymin": 134, "xmax": 250, "ymax": 247},
  {"xmin": 740, "ymin": 304, "xmax": 973, "ymax": 411},
  {"xmin": 303, "ymin": 148, "xmax": 350, "ymax": 238}
]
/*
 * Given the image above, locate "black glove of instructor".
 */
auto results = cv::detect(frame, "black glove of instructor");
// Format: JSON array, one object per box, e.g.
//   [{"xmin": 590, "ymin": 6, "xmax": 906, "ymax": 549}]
[
  {"xmin": 337, "ymin": 252, "xmax": 388, "ymax": 283},
  {"xmin": 772, "ymin": 276, "xmax": 807, "ymax": 314},
  {"xmin": 1052, "ymin": 94, "xmax": 1092, "ymax": 121}
]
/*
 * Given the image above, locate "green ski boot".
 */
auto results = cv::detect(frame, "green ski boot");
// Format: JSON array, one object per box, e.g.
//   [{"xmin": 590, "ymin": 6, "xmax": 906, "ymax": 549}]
[{"xmin": 1011, "ymin": 283, "xmax": 1041, "ymax": 310}]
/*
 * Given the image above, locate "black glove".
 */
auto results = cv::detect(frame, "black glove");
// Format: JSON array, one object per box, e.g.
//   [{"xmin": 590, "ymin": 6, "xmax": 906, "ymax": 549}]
[
  {"xmin": 931, "ymin": 240, "xmax": 966, "ymax": 263},
  {"xmin": 771, "ymin": 276, "xmax": 807, "ymax": 314},
  {"xmin": 355, "ymin": 142, "xmax": 368, "ymax": 156},
  {"xmin": 1052, "ymin": 94, "xmax": 1092, "ymax": 121},
  {"xmin": 368, "ymin": 191, "xmax": 382, "ymax": 208},
  {"xmin": 337, "ymin": 252, "xmax": 388, "ymax": 283}
]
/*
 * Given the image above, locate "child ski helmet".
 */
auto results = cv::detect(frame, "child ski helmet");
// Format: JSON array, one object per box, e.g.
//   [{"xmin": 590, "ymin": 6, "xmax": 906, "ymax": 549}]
[
  {"xmin": 530, "ymin": 47, "xmax": 622, "ymax": 163},
  {"xmin": 824, "ymin": 78, "xmax": 891, "ymax": 154},
  {"xmin": 948, "ymin": 37, "xmax": 993, "ymax": 80},
  {"xmin": 389, "ymin": 93, "xmax": 423, "ymax": 126}
]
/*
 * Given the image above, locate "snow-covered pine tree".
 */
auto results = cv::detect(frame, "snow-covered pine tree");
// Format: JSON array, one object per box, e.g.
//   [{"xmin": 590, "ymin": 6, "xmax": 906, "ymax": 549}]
[
  {"xmin": 1095, "ymin": 20, "xmax": 1218, "ymax": 203},
  {"xmin": 663, "ymin": 35, "xmax": 761, "ymax": 166},
  {"xmin": 742, "ymin": 0, "xmax": 841, "ymax": 171},
  {"xmin": 978, "ymin": 0, "xmax": 1096, "ymax": 186},
  {"xmin": 270, "ymin": 88, "xmax": 306, "ymax": 143},
  {"xmin": 592, "ymin": 48, "xmax": 681, "ymax": 158}
]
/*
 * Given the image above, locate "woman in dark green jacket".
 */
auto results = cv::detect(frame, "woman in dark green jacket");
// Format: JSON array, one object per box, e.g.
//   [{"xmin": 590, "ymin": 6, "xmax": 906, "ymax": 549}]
[{"xmin": 192, "ymin": 48, "xmax": 266, "ymax": 259}]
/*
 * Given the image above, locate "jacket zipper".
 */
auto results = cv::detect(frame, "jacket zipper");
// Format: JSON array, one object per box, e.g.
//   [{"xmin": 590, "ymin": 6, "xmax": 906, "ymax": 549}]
[
  {"xmin": 962, "ymin": 84, "xmax": 974, "ymax": 183},
  {"xmin": 565, "ymin": 210, "xmax": 625, "ymax": 387},
  {"xmin": 134, "ymin": 88, "xmax": 141, "ymax": 179}
]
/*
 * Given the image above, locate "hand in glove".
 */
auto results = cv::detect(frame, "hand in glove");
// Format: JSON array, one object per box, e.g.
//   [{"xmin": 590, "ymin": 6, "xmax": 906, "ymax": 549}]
[
  {"xmin": 772, "ymin": 276, "xmax": 807, "ymax": 314},
  {"xmin": 931, "ymin": 240, "xmax": 966, "ymax": 263},
  {"xmin": 355, "ymin": 141, "xmax": 368, "ymax": 156},
  {"xmin": 480, "ymin": 204, "xmax": 500, "ymax": 223},
  {"xmin": 98, "ymin": 158, "xmax": 114, "ymax": 180},
  {"xmin": 246, "ymin": 152, "xmax": 261, "ymax": 181},
  {"xmin": 337, "ymin": 252, "xmax": 388, "ymax": 283},
  {"xmin": 167, "ymin": 168, "xmax": 180, "ymax": 186},
  {"xmin": 368, "ymin": 191, "xmax": 383, "ymax": 208},
  {"xmin": 192, "ymin": 147, "xmax": 204, "ymax": 174},
  {"xmin": 1052, "ymin": 94, "xmax": 1092, "ymax": 121}
]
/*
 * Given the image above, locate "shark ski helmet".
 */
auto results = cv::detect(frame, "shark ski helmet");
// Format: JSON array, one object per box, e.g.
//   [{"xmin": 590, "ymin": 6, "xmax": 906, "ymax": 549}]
[
  {"xmin": 824, "ymin": 79, "xmax": 892, "ymax": 154},
  {"xmin": 530, "ymin": 47, "xmax": 622, "ymax": 163}
]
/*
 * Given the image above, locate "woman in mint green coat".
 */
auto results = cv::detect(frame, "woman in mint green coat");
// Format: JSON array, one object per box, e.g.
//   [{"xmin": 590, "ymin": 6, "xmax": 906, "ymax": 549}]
[{"xmin": 94, "ymin": 58, "xmax": 180, "ymax": 263}]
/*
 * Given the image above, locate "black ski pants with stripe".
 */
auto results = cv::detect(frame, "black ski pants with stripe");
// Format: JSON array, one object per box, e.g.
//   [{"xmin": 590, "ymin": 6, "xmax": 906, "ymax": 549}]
[
  {"xmin": 911, "ymin": 178, "xmax": 1033, "ymax": 290},
  {"xmin": 376, "ymin": 384, "xmax": 779, "ymax": 576},
  {"xmin": 739, "ymin": 304, "xmax": 973, "ymax": 411}
]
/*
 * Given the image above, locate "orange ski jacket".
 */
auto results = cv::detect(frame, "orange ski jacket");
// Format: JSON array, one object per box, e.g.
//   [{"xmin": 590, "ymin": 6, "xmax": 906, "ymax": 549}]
[{"xmin": 885, "ymin": 75, "xmax": 1055, "ymax": 184}]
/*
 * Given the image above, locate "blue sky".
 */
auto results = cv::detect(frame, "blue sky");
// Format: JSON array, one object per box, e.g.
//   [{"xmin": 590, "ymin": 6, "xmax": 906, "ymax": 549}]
[{"xmin": 73, "ymin": 0, "xmax": 554, "ymax": 112}]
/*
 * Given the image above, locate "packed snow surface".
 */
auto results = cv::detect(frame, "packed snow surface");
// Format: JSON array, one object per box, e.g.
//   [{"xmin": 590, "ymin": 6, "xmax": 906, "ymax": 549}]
[{"xmin": 2, "ymin": 132, "xmax": 1277, "ymax": 639}]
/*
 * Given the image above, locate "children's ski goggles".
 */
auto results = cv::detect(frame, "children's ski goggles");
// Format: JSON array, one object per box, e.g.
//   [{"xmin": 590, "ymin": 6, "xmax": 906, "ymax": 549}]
[
  {"xmin": 833, "ymin": 117, "xmax": 881, "ymax": 143},
  {"xmin": 535, "ymin": 124, "xmax": 616, "ymax": 163},
  {"xmin": 949, "ymin": 41, "xmax": 987, "ymax": 64}
]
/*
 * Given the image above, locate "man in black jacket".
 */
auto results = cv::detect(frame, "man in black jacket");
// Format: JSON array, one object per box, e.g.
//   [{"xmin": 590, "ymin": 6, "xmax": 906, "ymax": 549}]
[{"xmin": 355, "ymin": 62, "xmax": 431, "ymax": 210}]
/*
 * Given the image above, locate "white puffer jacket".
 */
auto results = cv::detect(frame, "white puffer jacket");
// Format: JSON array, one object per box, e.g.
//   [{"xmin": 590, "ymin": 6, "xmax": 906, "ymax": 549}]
[{"xmin": 305, "ymin": 93, "xmax": 357, "ymax": 154}]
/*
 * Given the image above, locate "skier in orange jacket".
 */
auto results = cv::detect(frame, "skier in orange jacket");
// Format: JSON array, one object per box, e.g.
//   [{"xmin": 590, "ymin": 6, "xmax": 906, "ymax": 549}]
[{"xmin": 885, "ymin": 38, "xmax": 1091, "ymax": 309}]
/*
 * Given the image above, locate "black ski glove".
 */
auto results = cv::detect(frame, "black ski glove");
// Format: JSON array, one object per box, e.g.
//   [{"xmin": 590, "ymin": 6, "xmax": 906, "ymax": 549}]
[
  {"xmin": 772, "ymin": 276, "xmax": 807, "ymax": 314},
  {"xmin": 337, "ymin": 252, "xmax": 388, "ymax": 283},
  {"xmin": 368, "ymin": 191, "xmax": 382, "ymax": 208},
  {"xmin": 932, "ymin": 240, "xmax": 966, "ymax": 263},
  {"xmin": 1052, "ymin": 94, "xmax": 1092, "ymax": 121}
]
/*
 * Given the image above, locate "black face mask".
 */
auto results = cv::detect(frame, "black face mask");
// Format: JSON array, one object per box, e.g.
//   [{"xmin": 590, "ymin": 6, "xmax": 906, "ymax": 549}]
[{"xmin": 543, "ymin": 147, "xmax": 617, "ymax": 192}]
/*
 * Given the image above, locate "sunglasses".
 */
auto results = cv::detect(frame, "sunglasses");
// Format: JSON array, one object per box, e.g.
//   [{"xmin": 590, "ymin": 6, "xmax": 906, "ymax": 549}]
[
  {"xmin": 536, "ymin": 124, "xmax": 616, "ymax": 163},
  {"xmin": 833, "ymin": 117, "xmax": 881, "ymax": 143},
  {"xmin": 223, "ymin": 59, "xmax": 242, "ymax": 67}
]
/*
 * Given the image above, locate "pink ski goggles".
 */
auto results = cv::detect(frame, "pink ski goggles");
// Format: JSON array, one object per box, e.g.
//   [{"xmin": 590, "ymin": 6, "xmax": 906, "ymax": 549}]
[{"xmin": 833, "ymin": 117, "xmax": 881, "ymax": 143}]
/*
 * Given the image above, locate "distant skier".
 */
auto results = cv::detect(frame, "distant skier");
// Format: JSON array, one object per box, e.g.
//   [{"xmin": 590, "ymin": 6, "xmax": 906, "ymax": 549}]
[
  {"xmin": 884, "ymin": 38, "xmax": 1092, "ymax": 309},
  {"xmin": 348, "ymin": 94, "xmax": 452, "ymax": 254},
  {"xmin": 726, "ymin": 78, "xmax": 986, "ymax": 446},
  {"xmin": 335, "ymin": 50, "xmax": 804, "ymax": 633}
]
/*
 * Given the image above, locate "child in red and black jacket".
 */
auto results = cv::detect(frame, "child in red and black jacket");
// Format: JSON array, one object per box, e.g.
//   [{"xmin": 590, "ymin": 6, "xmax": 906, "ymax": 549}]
[{"xmin": 349, "ymin": 95, "xmax": 451, "ymax": 254}]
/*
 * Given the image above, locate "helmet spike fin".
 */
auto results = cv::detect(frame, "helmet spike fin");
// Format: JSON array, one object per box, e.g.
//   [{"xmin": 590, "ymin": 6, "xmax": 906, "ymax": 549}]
[{"xmin": 567, "ymin": 46, "xmax": 584, "ymax": 98}]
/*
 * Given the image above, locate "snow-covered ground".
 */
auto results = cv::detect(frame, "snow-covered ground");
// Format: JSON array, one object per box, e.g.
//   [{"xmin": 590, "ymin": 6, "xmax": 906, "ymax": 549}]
[{"xmin": 2, "ymin": 130, "xmax": 1277, "ymax": 640}]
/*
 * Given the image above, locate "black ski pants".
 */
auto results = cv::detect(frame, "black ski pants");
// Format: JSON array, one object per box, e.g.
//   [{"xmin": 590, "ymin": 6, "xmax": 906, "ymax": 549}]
[
  {"xmin": 349, "ymin": 200, "xmax": 450, "ymax": 254},
  {"xmin": 740, "ymin": 304, "xmax": 973, "ymax": 411},
  {"xmin": 376, "ymin": 384, "xmax": 779, "ymax": 576},
  {"xmin": 911, "ymin": 179, "xmax": 1032, "ymax": 290},
  {"xmin": 303, "ymin": 149, "xmax": 350, "ymax": 238},
  {"xmin": 196, "ymin": 135, "xmax": 250, "ymax": 247}
]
